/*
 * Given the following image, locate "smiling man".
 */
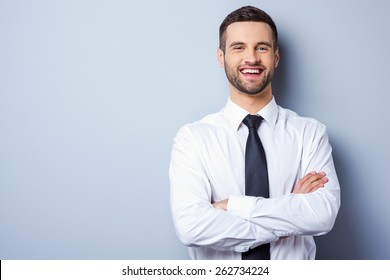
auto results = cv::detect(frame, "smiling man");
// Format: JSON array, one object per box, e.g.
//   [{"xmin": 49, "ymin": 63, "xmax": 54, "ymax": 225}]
[{"xmin": 169, "ymin": 6, "xmax": 340, "ymax": 260}]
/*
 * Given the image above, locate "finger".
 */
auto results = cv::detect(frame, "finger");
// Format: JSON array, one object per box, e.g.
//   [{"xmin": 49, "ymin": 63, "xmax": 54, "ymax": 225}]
[
  {"xmin": 294, "ymin": 173, "xmax": 315, "ymax": 194},
  {"xmin": 295, "ymin": 172, "xmax": 318, "ymax": 192},
  {"xmin": 294, "ymin": 172, "xmax": 327, "ymax": 194},
  {"xmin": 298, "ymin": 171, "xmax": 318, "ymax": 186},
  {"xmin": 306, "ymin": 172, "xmax": 326, "ymax": 186},
  {"xmin": 301, "ymin": 174, "xmax": 328, "ymax": 193},
  {"xmin": 311, "ymin": 176, "xmax": 328, "ymax": 191}
]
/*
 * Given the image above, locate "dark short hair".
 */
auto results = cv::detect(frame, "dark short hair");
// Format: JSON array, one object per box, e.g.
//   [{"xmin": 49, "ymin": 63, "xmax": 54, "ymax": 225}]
[{"xmin": 219, "ymin": 6, "xmax": 278, "ymax": 52}]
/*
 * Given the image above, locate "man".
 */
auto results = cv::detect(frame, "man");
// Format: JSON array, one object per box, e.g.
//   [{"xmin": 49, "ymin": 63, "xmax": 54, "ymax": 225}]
[{"xmin": 169, "ymin": 6, "xmax": 340, "ymax": 260}]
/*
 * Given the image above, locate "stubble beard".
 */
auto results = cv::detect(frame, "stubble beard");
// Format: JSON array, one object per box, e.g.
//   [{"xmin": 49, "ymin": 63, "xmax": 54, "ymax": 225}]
[{"xmin": 224, "ymin": 62, "xmax": 274, "ymax": 96}]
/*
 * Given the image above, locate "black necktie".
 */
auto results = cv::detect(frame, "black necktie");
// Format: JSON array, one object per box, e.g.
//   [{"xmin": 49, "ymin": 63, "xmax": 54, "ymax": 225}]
[{"xmin": 242, "ymin": 114, "xmax": 270, "ymax": 260}]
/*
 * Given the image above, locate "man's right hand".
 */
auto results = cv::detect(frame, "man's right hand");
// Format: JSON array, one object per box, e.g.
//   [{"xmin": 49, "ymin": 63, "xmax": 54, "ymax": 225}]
[{"xmin": 293, "ymin": 171, "xmax": 328, "ymax": 194}]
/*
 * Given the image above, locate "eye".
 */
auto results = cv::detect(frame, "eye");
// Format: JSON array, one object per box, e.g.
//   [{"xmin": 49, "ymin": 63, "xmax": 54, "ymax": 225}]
[{"xmin": 256, "ymin": 46, "xmax": 269, "ymax": 52}]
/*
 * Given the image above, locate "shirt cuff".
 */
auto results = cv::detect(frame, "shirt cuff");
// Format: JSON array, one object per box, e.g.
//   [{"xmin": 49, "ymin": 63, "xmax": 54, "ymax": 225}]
[{"xmin": 227, "ymin": 195, "xmax": 258, "ymax": 220}]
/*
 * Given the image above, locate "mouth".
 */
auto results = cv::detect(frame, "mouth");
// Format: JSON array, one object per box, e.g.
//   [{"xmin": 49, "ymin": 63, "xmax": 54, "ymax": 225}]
[{"xmin": 240, "ymin": 67, "xmax": 264, "ymax": 77}]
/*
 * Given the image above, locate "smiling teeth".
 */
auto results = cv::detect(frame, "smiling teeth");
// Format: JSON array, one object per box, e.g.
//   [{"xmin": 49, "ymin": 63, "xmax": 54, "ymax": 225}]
[{"xmin": 241, "ymin": 69, "xmax": 260, "ymax": 74}]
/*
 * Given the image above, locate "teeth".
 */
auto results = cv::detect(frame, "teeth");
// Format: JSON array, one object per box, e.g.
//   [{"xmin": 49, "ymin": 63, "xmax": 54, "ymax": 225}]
[{"xmin": 241, "ymin": 69, "xmax": 260, "ymax": 74}]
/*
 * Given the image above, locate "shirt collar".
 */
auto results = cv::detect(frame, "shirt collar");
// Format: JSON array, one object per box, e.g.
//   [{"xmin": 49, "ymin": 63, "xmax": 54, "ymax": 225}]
[{"xmin": 222, "ymin": 96, "xmax": 279, "ymax": 130}]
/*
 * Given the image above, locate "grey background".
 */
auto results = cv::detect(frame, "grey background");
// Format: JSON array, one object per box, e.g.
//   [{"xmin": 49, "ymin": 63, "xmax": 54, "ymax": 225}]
[{"xmin": 1, "ymin": 0, "xmax": 389, "ymax": 259}]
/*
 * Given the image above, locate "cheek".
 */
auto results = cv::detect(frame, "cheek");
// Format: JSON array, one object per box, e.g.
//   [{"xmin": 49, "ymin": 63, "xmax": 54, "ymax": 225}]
[
  {"xmin": 224, "ymin": 55, "xmax": 242, "ymax": 68},
  {"xmin": 224, "ymin": 60, "xmax": 238, "ymax": 75},
  {"xmin": 263, "ymin": 56, "xmax": 277, "ymax": 68}
]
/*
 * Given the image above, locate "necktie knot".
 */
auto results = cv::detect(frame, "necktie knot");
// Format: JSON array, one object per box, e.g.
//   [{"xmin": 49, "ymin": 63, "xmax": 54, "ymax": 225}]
[{"xmin": 243, "ymin": 114, "xmax": 263, "ymax": 130}]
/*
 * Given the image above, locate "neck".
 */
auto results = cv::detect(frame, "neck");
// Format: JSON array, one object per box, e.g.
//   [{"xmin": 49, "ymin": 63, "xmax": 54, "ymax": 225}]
[{"xmin": 230, "ymin": 85, "xmax": 273, "ymax": 114}]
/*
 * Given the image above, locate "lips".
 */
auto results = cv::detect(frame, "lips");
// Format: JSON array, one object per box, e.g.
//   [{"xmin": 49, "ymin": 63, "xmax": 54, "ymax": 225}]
[
  {"xmin": 241, "ymin": 68, "xmax": 261, "ymax": 74},
  {"xmin": 240, "ymin": 67, "xmax": 264, "ymax": 75}
]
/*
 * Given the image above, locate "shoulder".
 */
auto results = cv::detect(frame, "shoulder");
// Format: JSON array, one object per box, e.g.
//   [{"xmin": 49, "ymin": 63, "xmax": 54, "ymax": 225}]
[
  {"xmin": 278, "ymin": 106, "xmax": 326, "ymax": 132},
  {"xmin": 276, "ymin": 106, "xmax": 329, "ymax": 147},
  {"xmin": 173, "ymin": 111, "xmax": 229, "ymax": 147},
  {"xmin": 176, "ymin": 111, "xmax": 227, "ymax": 137}
]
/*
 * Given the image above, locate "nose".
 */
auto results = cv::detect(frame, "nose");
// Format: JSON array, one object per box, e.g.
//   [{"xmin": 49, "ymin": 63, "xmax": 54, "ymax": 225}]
[{"xmin": 244, "ymin": 49, "xmax": 260, "ymax": 65}]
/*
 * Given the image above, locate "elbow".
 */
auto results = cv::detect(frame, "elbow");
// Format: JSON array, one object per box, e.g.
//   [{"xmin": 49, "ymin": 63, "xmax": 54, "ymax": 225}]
[
  {"xmin": 315, "ymin": 214, "xmax": 336, "ymax": 235},
  {"xmin": 176, "ymin": 229, "xmax": 197, "ymax": 247},
  {"xmin": 171, "ymin": 208, "xmax": 206, "ymax": 247},
  {"xmin": 304, "ymin": 189, "xmax": 340, "ymax": 236},
  {"xmin": 174, "ymin": 221, "xmax": 204, "ymax": 247},
  {"xmin": 312, "ymin": 203, "xmax": 340, "ymax": 236}
]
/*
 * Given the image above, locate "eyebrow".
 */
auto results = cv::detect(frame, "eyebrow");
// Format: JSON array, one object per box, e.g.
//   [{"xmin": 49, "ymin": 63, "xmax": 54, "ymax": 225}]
[{"xmin": 229, "ymin": 41, "xmax": 273, "ymax": 48}]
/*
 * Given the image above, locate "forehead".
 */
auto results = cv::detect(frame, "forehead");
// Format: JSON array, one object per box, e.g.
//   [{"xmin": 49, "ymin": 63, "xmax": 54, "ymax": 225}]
[{"xmin": 225, "ymin": 21, "xmax": 273, "ymax": 45}]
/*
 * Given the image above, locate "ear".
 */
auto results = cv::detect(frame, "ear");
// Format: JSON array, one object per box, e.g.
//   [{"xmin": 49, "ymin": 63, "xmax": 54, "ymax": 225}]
[
  {"xmin": 217, "ymin": 48, "xmax": 225, "ymax": 67},
  {"xmin": 274, "ymin": 47, "xmax": 280, "ymax": 68}
]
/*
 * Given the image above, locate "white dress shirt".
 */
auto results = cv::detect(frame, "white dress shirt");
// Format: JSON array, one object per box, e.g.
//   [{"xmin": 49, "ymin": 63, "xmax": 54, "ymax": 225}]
[{"xmin": 169, "ymin": 97, "xmax": 340, "ymax": 260}]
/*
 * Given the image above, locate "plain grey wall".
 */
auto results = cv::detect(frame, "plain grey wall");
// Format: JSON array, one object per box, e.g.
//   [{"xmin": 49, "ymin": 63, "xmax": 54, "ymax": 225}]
[{"xmin": 1, "ymin": 0, "xmax": 389, "ymax": 259}]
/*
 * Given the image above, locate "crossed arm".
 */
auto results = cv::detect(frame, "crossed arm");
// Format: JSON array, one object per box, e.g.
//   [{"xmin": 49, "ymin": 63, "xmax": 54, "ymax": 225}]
[
  {"xmin": 213, "ymin": 171, "xmax": 328, "ymax": 211},
  {"xmin": 170, "ymin": 167, "xmax": 335, "ymax": 251}
]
